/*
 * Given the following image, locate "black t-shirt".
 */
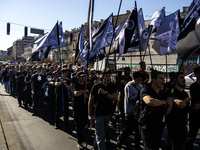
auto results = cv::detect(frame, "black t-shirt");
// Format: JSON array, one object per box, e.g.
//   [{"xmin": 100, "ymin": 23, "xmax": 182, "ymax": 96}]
[
  {"xmin": 48, "ymin": 79, "xmax": 57, "ymax": 99},
  {"xmin": 25, "ymin": 75, "xmax": 31, "ymax": 91},
  {"xmin": 56, "ymin": 77, "xmax": 70, "ymax": 102},
  {"xmin": 190, "ymin": 82, "xmax": 200, "ymax": 107},
  {"xmin": 190, "ymin": 82, "xmax": 200, "ymax": 116},
  {"xmin": 71, "ymin": 73, "xmax": 78, "ymax": 84},
  {"xmin": 91, "ymin": 82, "xmax": 117, "ymax": 116},
  {"xmin": 31, "ymin": 73, "xmax": 46, "ymax": 97},
  {"xmin": 16, "ymin": 71, "xmax": 27, "ymax": 89},
  {"xmin": 140, "ymin": 86, "xmax": 167, "ymax": 126},
  {"xmin": 2, "ymin": 70, "xmax": 9, "ymax": 82},
  {"xmin": 73, "ymin": 82, "xmax": 89, "ymax": 108},
  {"xmin": 68, "ymin": 69, "xmax": 74, "ymax": 79},
  {"xmin": 166, "ymin": 88, "xmax": 189, "ymax": 124}
]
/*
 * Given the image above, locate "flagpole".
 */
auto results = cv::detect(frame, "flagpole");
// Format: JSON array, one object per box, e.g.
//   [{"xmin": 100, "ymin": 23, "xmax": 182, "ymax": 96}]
[
  {"xmin": 131, "ymin": 52, "xmax": 133, "ymax": 74},
  {"xmin": 166, "ymin": 54, "xmax": 168, "ymax": 81},
  {"xmin": 148, "ymin": 44, "xmax": 153, "ymax": 67},
  {"xmin": 105, "ymin": 0, "xmax": 123, "ymax": 69},
  {"xmin": 56, "ymin": 21, "xmax": 64, "ymax": 111}
]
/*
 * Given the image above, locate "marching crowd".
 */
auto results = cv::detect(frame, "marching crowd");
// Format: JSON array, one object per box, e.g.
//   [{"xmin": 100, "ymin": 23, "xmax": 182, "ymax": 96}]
[{"xmin": 0, "ymin": 61, "xmax": 200, "ymax": 150}]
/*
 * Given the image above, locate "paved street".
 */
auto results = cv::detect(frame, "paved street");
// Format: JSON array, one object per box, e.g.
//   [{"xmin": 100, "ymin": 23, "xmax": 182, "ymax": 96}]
[{"xmin": 0, "ymin": 84, "xmax": 200, "ymax": 150}]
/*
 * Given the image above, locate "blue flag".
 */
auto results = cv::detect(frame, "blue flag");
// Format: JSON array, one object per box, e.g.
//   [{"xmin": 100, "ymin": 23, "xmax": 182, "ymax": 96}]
[
  {"xmin": 74, "ymin": 25, "xmax": 84, "ymax": 63},
  {"xmin": 88, "ymin": 14, "xmax": 114, "ymax": 61},
  {"xmin": 35, "ymin": 22, "xmax": 59, "ymax": 51},
  {"xmin": 32, "ymin": 22, "xmax": 65, "ymax": 61},
  {"xmin": 150, "ymin": 7, "xmax": 165, "ymax": 28},
  {"xmin": 153, "ymin": 10, "xmax": 180, "ymax": 55}
]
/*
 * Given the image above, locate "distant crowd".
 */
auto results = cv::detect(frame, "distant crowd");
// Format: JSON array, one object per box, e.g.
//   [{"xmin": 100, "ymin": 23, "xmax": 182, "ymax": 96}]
[{"xmin": 0, "ymin": 61, "xmax": 200, "ymax": 150}]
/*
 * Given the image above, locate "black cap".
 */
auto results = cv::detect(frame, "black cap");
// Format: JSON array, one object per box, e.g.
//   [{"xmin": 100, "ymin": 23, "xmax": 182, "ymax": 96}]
[
  {"xmin": 76, "ymin": 71, "xmax": 86, "ymax": 77},
  {"xmin": 124, "ymin": 67, "xmax": 131, "ymax": 71}
]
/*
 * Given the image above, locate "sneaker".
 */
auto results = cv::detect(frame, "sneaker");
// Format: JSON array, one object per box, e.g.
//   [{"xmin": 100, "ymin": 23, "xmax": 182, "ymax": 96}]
[
  {"xmin": 77, "ymin": 143, "xmax": 84, "ymax": 150},
  {"xmin": 117, "ymin": 135, "xmax": 122, "ymax": 149}
]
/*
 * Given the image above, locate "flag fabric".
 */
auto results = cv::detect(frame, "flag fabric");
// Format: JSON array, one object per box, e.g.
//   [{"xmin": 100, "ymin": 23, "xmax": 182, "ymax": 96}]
[
  {"xmin": 74, "ymin": 25, "xmax": 84, "ymax": 63},
  {"xmin": 127, "ymin": 8, "xmax": 145, "ymax": 52},
  {"xmin": 31, "ymin": 22, "xmax": 62, "ymax": 61},
  {"xmin": 88, "ymin": 0, "xmax": 94, "ymax": 52},
  {"xmin": 49, "ymin": 22, "xmax": 66, "ymax": 49},
  {"xmin": 34, "ymin": 22, "xmax": 59, "ymax": 51},
  {"xmin": 138, "ymin": 8, "xmax": 145, "ymax": 34},
  {"xmin": 150, "ymin": 7, "xmax": 165, "ymax": 28},
  {"xmin": 115, "ymin": 18, "xmax": 127, "ymax": 38},
  {"xmin": 153, "ymin": 10, "xmax": 180, "ymax": 55},
  {"xmin": 176, "ymin": 0, "xmax": 200, "ymax": 60},
  {"xmin": 88, "ymin": 13, "xmax": 114, "ymax": 61},
  {"xmin": 32, "ymin": 46, "xmax": 52, "ymax": 61},
  {"xmin": 140, "ymin": 25, "xmax": 153, "ymax": 52},
  {"xmin": 112, "ymin": 7, "xmax": 138, "ymax": 59},
  {"xmin": 34, "ymin": 34, "xmax": 48, "ymax": 45},
  {"xmin": 58, "ymin": 22, "xmax": 66, "ymax": 47}
]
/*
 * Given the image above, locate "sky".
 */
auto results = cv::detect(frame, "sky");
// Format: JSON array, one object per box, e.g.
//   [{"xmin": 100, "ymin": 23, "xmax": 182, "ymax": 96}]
[{"xmin": 0, "ymin": 0, "xmax": 192, "ymax": 51}]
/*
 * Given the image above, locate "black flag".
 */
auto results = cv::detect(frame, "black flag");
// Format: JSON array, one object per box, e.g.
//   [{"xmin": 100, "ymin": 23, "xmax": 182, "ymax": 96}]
[{"xmin": 176, "ymin": 0, "xmax": 200, "ymax": 60}]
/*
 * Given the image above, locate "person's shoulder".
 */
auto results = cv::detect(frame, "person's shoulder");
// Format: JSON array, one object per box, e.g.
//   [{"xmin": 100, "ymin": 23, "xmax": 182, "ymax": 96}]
[{"xmin": 190, "ymin": 81, "xmax": 199, "ymax": 88}]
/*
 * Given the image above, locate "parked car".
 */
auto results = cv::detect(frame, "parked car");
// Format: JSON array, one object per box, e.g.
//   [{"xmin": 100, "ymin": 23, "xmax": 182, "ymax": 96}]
[{"xmin": 185, "ymin": 72, "xmax": 196, "ymax": 88}]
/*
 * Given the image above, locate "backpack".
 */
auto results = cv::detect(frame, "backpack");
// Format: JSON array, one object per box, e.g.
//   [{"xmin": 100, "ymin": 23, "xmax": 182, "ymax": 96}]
[{"xmin": 131, "ymin": 84, "xmax": 141, "ymax": 119}]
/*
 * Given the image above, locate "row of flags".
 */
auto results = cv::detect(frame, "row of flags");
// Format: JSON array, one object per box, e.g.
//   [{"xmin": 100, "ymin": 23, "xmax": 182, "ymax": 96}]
[{"xmin": 31, "ymin": 0, "xmax": 200, "ymax": 67}]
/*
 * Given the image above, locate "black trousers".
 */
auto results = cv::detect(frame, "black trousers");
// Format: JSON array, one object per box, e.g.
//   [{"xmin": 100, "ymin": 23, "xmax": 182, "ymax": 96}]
[
  {"xmin": 167, "ymin": 122, "xmax": 187, "ymax": 150},
  {"xmin": 55, "ymin": 98, "xmax": 69, "ymax": 131},
  {"xmin": 139, "ymin": 123, "xmax": 164, "ymax": 150},
  {"xmin": 185, "ymin": 113, "xmax": 200, "ymax": 150},
  {"xmin": 73, "ymin": 102, "xmax": 88, "ymax": 144},
  {"xmin": 18, "ymin": 88, "xmax": 24, "ymax": 105},
  {"xmin": 24, "ymin": 89, "xmax": 32, "ymax": 107},
  {"xmin": 120, "ymin": 115, "xmax": 141, "ymax": 149},
  {"xmin": 33, "ymin": 95, "xmax": 44, "ymax": 117},
  {"xmin": 49, "ymin": 95, "xmax": 56, "ymax": 123},
  {"xmin": 10, "ymin": 81, "xmax": 16, "ymax": 95}
]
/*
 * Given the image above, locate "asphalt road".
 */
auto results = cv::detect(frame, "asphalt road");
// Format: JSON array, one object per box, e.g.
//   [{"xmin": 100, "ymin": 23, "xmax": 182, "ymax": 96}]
[
  {"xmin": 0, "ymin": 84, "xmax": 81, "ymax": 150},
  {"xmin": 0, "ymin": 84, "xmax": 199, "ymax": 150}
]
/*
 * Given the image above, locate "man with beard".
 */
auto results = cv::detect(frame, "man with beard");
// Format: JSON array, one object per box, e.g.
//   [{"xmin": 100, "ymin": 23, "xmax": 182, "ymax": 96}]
[
  {"xmin": 88, "ymin": 68, "xmax": 117, "ymax": 150},
  {"xmin": 138, "ymin": 71, "xmax": 173, "ymax": 150},
  {"xmin": 55, "ymin": 68, "xmax": 71, "ymax": 131},
  {"xmin": 16, "ymin": 65, "xmax": 27, "ymax": 107},
  {"xmin": 73, "ymin": 71, "xmax": 89, "ymax": 149},
  {"xmin": 166, "ymin": 72, "xmax": 191, "ymax": 150}
]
